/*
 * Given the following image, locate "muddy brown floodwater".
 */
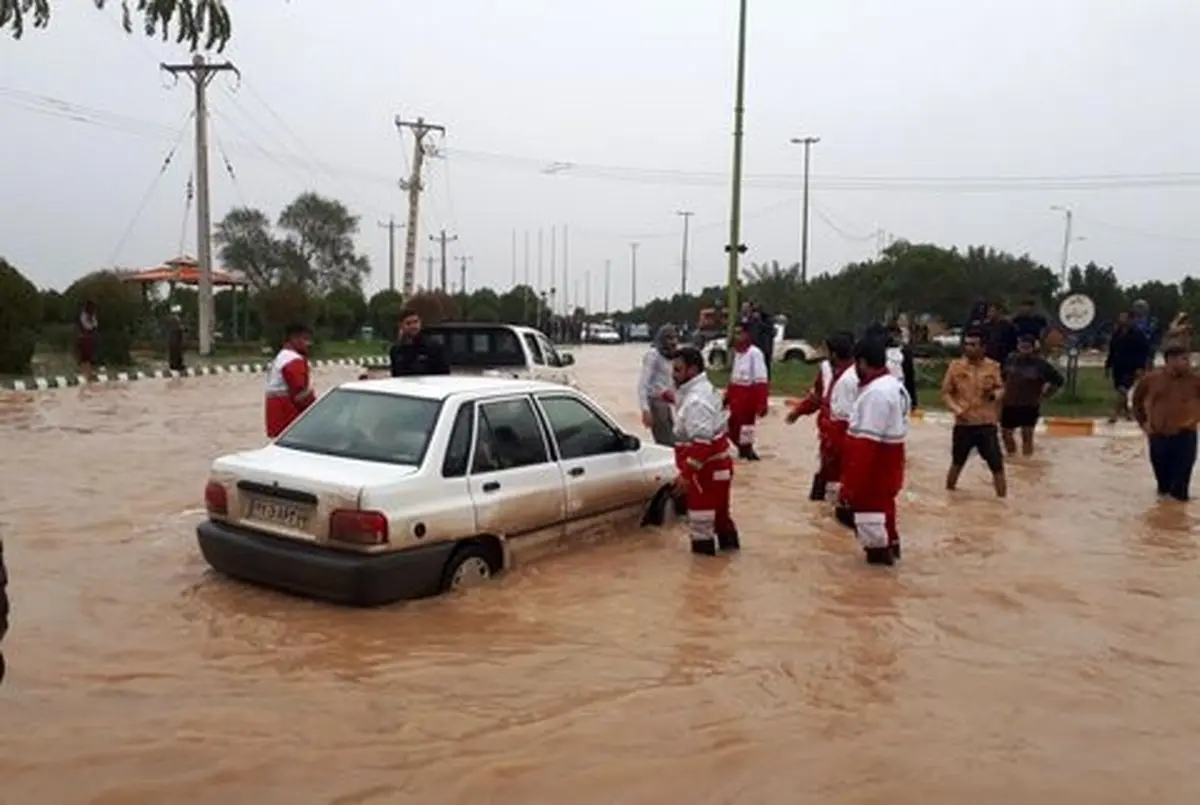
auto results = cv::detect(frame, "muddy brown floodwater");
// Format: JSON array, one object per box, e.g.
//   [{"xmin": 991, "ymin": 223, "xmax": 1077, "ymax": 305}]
[{"xmin": 1, "ymin": 345, "xmax": 1198, "ymax": 805}]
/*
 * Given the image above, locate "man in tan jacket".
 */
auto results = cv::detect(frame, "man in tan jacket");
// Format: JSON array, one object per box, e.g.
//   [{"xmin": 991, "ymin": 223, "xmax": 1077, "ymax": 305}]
[{"xmin": 941, "ymin": 327, "xmax": 1007, "ymax": 497}]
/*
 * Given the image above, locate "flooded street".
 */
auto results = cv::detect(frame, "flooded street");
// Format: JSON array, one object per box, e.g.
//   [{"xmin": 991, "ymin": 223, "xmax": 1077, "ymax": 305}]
[{"xmin": 1, "ymin": 344, "xmax": 1198, "ymax": 805}]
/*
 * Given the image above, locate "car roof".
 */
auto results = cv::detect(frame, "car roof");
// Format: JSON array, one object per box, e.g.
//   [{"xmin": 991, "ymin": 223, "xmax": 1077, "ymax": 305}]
[
  {"xmin": 337, "ymin": 375, "xmax": 572, "ymax": 401},
  {"xmin": 427, "ymin": 321, "xmax": 539, "ymax": 334}
]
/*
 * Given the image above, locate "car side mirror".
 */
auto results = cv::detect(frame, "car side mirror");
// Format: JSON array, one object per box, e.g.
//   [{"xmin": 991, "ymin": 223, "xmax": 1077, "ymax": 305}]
[
  {"xmin": 560, "ymin": 352, "xmax": 575, "ymax": 366},
  {"xmin": 619, "ymin": 433, "xmax": 640, "ymax": 451}
]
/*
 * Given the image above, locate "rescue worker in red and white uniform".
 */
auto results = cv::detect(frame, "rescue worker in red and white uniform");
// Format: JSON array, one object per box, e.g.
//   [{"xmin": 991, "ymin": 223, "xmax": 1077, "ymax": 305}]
[
  {"xmin": 672, "ymin": 346, "xmax": 739, "ymax": 556},
  {"xmin": 724, "ymin": 320, "xmax": 770, "ymax": 461},
  {"xmin": 837, "ymin": 338, "xmax": 911, "ymax": 566},
  {"xmin": 265, "ymin": 323, "xmax": 316, "ymax": 438},
  {"xmin": 786, "ymin": 331, "xmax": 856, "ymax": 501}
]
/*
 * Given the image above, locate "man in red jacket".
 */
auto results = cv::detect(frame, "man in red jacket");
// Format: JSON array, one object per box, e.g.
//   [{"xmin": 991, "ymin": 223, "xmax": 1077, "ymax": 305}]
[
  {"xmin": 837, "ymin": 338, "xmax": 911, "ymax": 566},
  {"xmin": 265, "ymin": 323, "xmax": 316, "ymax": 438},
  {"xmin": 786, "ymin": 331, "xmax": 855, "ymax": 500},
  {"xmin": 724, "ymin": 320, "xmax": 770, "ymax": 460}
]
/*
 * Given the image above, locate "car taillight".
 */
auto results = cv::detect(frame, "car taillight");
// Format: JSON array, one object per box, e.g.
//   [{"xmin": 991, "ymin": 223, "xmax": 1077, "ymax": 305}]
[
  {"xmin": 329, "ymin": 510, "xmax": 389, "ymax": 546},
  {"xmin": 204, "ymin": 481, "xmax": 228, "ymax": 516}
]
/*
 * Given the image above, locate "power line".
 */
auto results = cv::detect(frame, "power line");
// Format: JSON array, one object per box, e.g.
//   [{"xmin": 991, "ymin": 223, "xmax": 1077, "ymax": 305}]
[
  {"xmin": 8, "ymin": 87, "xmax": 1200, "ymax": 195},
  {"xmin": 106, "ymin": 115, "xmax": 193, "ymax": 266}
]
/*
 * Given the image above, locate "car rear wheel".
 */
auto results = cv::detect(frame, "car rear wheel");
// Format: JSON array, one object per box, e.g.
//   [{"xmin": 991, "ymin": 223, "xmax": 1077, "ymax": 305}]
[
  {"xmin": 783, "ymin": 348, "xmax": 812, "ymax": 364},
  {"xmin": 708, "ymin": 348, "xmax": 728, "ymax": 370},
  {"xmin": 440, "ymin": 542, "xmax": 499, "ymax": 593}
]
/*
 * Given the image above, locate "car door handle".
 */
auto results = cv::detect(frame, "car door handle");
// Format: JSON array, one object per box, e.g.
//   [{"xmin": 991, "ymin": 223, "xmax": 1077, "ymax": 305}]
[
  {"xmin": 482, "ymin": 481, "xmax": 501, "ymax": 493},
  {"xmin": 568, "ymin": 467, "xmax": 585, "ymax": 477}
]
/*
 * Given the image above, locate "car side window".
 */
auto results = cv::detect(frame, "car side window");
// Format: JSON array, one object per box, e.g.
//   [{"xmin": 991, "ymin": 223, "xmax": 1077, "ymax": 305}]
[
  {"xmin": 472, "ymin": 398, "xmax": 550, "ymax": 473},
  {"xmin": 441, "ymin": 402, "xmax": 475, "ymax": 478},
  {"xmin": 539, "ymin": 336, "xmax": 563, "ymax": 367},
  {"xmin": 523, "ymin": 333, "xmax": 546, "ymax": 365},
  {"xmin": 537, "ymin": 395, "xmax": 623, "ymax": 461}
]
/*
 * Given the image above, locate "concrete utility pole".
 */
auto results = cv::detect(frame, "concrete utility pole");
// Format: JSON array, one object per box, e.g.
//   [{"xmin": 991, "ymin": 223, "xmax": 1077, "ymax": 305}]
[
  {"xmin": 377, "ymin": 216, "xmax": 402, "ymax": 292},
  {"xmin": 630, "ymin": 242, "xmax": 639, "ymax": 309},
  {"xmin": 161, "ymin": 54, "xmax": 238, "ymax": 356},
  {"xmin": 457, "ymin": 255, "xmax": 472, "ymax": 294},
  {"xmin": 537, "ymin": 228, "xmax": 544, "ymax": 295},
  {"xmin": 676, "ymin": 210, "xmax": 693, "ymax": 296},
  {"xmin": 550, "ymin": 226, "xmax": 557, "ymax": 305},
  {"xmin": 1051, "ymin": 205, "xmax": 1075, "ymax": 286},
  {"xmin": 585, "ymin": 270, "xmax": 591, "ymax": 314},
  {"xmin": 724, "ymin": 0, "xmax": 750, "ymax": 345},
  {"xmin": 395, "ymin": 116, "xmax": 445, "ymax": 296},
  {"xmin": 523, "ymin": 230, "xmax": 531, "ymax": 324},
  {"xmin": 562, "ymin": 225, "xmax": 570, "ymax": 314},
  {"xmin": 790, "ymin": 135, "xmax": 820, "ymax": 283},
  {"xmin": 510, "ymin": 229, "xmax": 517, "ymax": 287},
  {"xmin": 430, "ymin": 229, "xmax": 458, "ymax": 293},
  {"xmin": 604, "ymin": 260, "xmax": 611, "ymax": 313},
  {"xmin": 425, "ymin": 254, "xmax": 435, "ymax": 290}
]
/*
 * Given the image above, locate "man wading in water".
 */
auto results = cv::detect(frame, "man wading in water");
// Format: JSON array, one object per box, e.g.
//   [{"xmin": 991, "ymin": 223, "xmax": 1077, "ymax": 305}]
[
  {"xmin": 1105, "ymin": 309, "xmax": 1150, "ymax": 423},
  {"xmin": 638, "ymin": 325, "xmax": 680, "ymax": 445},
  {"xmin": 1000, "ymin": 333, "xmax": 1063, "ymax": 456},
  {"xmin": 941, "ymin": 328, "xmax": 1007, "ymax": 497},
  {"xmin": 1131, "ymin": 344, "xmax": 1200, "ymax": 502},
  {"xmin": 786, "ymin": 331, "xmax": 856, "ymax": 501}
]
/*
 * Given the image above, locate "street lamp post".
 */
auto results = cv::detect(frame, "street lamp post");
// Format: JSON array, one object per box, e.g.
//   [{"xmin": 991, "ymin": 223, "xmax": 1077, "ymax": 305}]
[
  {"xmin": 723, "ymin": 0, "xmax": 750, "ymax": 345},
  {"xmin": 790, "ymin": 135, "xmax": 820, "ymax": 284},
  {"xmin": 1050, "ymin": 205, "xmax": 1081, "ymax": 287}
]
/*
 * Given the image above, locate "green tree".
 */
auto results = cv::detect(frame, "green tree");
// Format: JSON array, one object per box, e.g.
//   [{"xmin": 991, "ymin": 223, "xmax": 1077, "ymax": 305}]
[
  {"xmin": 2, "ymin": 0, "xmax": 232, "ymax": 51},
  {"xmin": 215, "ymin": 193, "xmax": 371, "ymax": 294},
  {"xmin": 367, "ymin": 289, "xmax": 404, "ymax": 339},
  {"xmin": 0, "ymin": 258, "xmax": 42, "ymax": 374},
  {"xmin": 321, "ymin": 286, "xmax": 367, "ymax": 340}
]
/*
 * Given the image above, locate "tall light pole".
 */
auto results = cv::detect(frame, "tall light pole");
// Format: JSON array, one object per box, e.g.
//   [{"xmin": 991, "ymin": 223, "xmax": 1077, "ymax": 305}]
[
  {"xmin": 724, "ymin": 0, "xmax": 750, "ymax": 345},
  {"xmin": 676, "ymin": 210, "xmax": 693, "ymax": 297},
  {"xmin": 790, "ymin": 135, "xmax": 820, "ymax": 283},
  {"xmin": 1050, "ymin": 205, "xmax": 1077, "ymax": 287},
  {"xmin": 630, "ymin": 242, "xmax": 639, "ymax": 309}
]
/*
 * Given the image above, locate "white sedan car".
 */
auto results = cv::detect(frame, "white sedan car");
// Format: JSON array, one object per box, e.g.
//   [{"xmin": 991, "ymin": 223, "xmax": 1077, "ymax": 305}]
[{"xmin": 197, "ymin": 376, "xmax": 680, "ymax": 606}]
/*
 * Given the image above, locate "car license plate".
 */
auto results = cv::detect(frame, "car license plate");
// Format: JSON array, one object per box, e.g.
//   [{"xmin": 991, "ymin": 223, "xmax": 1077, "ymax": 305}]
[{"xmin": 247, "ymin": 498, "xmax": 312, "ymax": 530}]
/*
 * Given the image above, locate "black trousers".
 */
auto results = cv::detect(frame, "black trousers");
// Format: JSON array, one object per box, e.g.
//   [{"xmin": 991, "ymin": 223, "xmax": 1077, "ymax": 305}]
[{"xmin": 1148, "ymin": 430, "xmax": 1197, "ymax": 502}]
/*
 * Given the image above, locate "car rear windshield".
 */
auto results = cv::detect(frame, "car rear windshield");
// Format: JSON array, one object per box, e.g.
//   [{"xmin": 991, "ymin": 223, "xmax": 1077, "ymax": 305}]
[
  {"xmin": 275, "ymin": 389, "xmax": 442, "ymax": 465},
  {"xmin": 422, "ymin": 326, "xmax": 526, "ymax": 368}
]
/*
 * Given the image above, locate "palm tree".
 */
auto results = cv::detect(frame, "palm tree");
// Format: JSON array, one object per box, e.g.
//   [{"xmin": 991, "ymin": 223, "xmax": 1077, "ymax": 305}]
[{"xmin": 2, "ymin": 0, "xmax": 231, "ymax": 51}]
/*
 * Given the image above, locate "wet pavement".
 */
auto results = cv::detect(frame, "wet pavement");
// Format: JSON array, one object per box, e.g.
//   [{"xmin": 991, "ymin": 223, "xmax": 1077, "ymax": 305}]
[{"xmin": 0, "ymin": 345, "xmax": 1197, "ymax": 804}]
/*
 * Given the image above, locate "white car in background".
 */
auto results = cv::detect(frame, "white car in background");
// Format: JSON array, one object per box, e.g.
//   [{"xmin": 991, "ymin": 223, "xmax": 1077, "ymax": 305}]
[
  {"xmin": 197, "ymin": 376, "xmax": 679, "ymax": 606},
  {"xmin": 703, "ymin": 320, "xmax": 818, "ymax": 369},
  {"xmin": 585, "ymin": 323, "xmax": 622, "ymax": 344}
]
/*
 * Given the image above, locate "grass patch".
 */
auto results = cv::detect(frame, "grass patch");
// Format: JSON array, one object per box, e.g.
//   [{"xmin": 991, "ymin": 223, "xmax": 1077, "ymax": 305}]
[{"xmin": 709, "ymin": 359, "xmax": 1118, "ymax": 418}]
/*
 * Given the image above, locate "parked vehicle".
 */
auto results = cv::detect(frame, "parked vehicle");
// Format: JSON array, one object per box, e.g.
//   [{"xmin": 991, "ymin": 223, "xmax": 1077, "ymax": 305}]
[
  {"xmin": 369, "ymin": 322, "xmax": 577, "ymax": 386},
  {"xmin": 196, "ymin": 377, "xmax": 679, "ymax": 606},
  {"xmin": 703, "ymin": 319, "xmax": 818, "ymax": 369},
  {"xmin": 584, "ymin": 323, "xmax": 622, "ymax": 344},
  {"xmin": 629, "ymin": 323, "xmax": 652, "ymax": 341}
]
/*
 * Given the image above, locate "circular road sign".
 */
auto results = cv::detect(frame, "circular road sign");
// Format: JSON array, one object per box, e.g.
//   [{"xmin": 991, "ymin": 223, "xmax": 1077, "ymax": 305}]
[{"xmin": 1057, "ymin": 293, "xmax": 1096, "ymax": 332}]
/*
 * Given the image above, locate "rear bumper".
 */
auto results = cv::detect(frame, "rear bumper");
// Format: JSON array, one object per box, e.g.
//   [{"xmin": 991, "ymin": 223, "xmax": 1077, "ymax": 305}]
[{"xmin": 196, "ymin": 520, "xmax": 456, "ymax": 607}]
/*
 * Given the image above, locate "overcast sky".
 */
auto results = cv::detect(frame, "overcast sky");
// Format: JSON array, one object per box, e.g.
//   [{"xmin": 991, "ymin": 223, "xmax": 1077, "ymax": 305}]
[{"xmin": 2, "ymin": 0, "xmax": 1198, "ymax": 310}]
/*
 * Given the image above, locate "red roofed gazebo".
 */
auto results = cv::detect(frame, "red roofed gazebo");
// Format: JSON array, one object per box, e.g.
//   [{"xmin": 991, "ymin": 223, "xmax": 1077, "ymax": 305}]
[
  {"xmin": 121, "ymin": 255, "xmax": 251, "ymax": 341},
  {"xmin": 120, "ymin": 254, "xmax": 249, "ymax": 287}
]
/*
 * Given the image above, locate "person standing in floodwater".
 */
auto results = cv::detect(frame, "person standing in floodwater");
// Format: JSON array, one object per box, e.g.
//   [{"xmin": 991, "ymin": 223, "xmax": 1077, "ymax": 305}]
[
  {"xmin": 836, "ymin": 337, "xmax": 910, "ymax": 566},
  {"xmin": 941, "ymin": 327, "xmax": 1008, "ymax": 497},
  {"xmin": 786, "ymin": 331, "xmax": 856, "ymax": 501},
  {"xmin": 724, "ymin": 320, "xmax": 770, "ymax": 461},
  {"xmin": 1131, "ymin": 344, "xmax": 1200, "ymax": 502},
  {"xmin": 264, "ymin": 323, "xmax": 316, "ymax": 438},
  {"xmin": 1000, "ymin": 333, "xmax": 1064, "ymax": 456},
  {"xmin": 1105, "ymin": 309, "xmax": 1150, "ymax": 423},
  {"xmin": 672, "ymin": 346, "xmax": 739, "ymax": 556},
  {"xmin": 0, "ymin": 536, "xmax": 8, "ymax": 684},
  {"xmin": 76, "ymin": 299, "xmax": 98, "ymax": 377},
  {"xmin": 637, "ymin": 324, "xmax": 680, "ymax": 446},
  {"xmin": 166, "ymin": 306, "xmax": 186, "ymax": 373}
]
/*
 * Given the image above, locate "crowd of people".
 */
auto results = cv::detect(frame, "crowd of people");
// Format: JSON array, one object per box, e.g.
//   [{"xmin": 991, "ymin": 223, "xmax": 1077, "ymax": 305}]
[{"xmin": 637, "ymin": 301, "xmax": 1199, "ymax": 567}]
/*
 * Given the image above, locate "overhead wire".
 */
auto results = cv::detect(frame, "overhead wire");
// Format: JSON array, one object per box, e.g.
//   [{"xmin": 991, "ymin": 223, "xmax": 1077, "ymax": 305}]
[{"xmin": 106, "ymin": 113, "xmax": 194, "ymax": 266}]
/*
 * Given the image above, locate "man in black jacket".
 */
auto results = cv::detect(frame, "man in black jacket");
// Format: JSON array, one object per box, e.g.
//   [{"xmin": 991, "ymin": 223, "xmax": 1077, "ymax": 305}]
[
  {"xmin": 390, "ymin": 309, "xmax": 450, "ymax": 377},
  {"xmin": 1, "ymin": 537, "xmax": 8, "ymax": 683}
]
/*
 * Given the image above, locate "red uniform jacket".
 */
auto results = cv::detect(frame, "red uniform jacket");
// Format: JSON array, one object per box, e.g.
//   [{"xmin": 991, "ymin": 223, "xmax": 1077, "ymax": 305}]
[
  {"xmin": 840, "ymin": 372, "xmax": 909, "ymax": 512},
  {"xmin": 265, "ymin": 347, "xmax": 315, "ymax": 438}
]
